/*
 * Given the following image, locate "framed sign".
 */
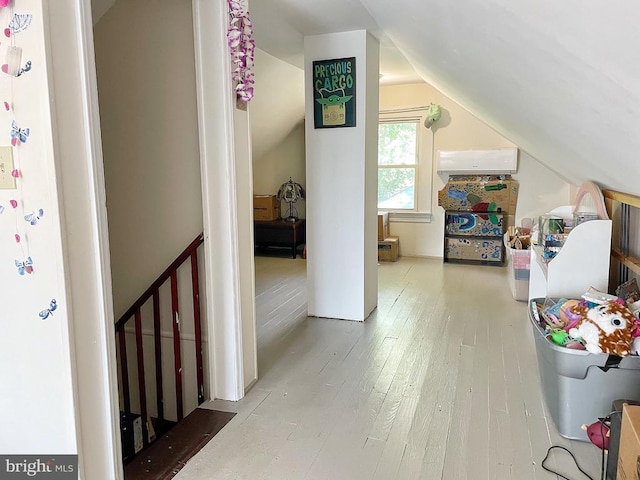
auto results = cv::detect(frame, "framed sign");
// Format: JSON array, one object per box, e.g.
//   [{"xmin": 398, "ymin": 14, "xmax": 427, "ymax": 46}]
[{"xmin": 312, "ymin": 57, "xmax": 356, "ymax": 128}]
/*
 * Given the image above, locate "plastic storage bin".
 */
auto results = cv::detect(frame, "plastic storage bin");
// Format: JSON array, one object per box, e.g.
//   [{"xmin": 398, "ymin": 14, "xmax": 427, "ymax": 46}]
[
  {"xmin": 529, "ymin": 299, "xmax": 640, "ymax": 441},
  {"xmin": 507, "ymin": 247, "xmax": 530, "ymax": 301}
]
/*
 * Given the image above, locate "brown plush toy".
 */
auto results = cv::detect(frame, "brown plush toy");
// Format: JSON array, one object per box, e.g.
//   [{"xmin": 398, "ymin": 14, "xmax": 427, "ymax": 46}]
[{"xmin": 568, "ymin": 301, "xmax": 635, "ymax": 356}]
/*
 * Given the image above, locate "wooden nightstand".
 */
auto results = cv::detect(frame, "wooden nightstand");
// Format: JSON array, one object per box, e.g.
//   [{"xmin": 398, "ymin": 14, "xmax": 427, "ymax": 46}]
[{"xmin": 254, "ymin": 219, "xmax": 305, "ymax": 258}]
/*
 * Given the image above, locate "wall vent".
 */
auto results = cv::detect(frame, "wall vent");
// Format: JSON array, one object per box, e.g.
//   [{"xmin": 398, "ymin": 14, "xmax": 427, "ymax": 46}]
[{"xmin": 436, "ymin": 148, "xmax": 518, "ymax": 174}]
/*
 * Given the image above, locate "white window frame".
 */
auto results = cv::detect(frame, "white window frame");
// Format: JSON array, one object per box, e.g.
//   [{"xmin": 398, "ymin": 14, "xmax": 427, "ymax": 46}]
[{"xmin": 378, "ymin": 107, "xmax": 433, "ymax": 223}]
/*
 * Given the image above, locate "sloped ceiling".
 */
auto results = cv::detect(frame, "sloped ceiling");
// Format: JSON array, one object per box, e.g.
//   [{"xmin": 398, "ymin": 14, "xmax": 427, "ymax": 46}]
[
  {"xmin": 252, "ymin": 0, "xmax": 640, "ymax": 196},
  {"xmin": 91, "ymin": 0, "xmax": 116, "ymax": 24},
  {"xmin": 250, "ymin": 49, "xmax": 305, "ymax": 161}
]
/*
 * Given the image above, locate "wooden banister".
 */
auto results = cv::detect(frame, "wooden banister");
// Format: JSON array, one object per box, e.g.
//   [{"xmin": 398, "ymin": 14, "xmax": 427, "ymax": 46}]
[
  {"xmin": 114, "ymin": 233, "xmax": 205, "ymax": 458},
  {"xmin": 115, "ymin": 233, "xmax": 204, "ymax": 330},
  {"xmin": 602, "ymin": 189, "xmax": 640, "ymax": 288}
]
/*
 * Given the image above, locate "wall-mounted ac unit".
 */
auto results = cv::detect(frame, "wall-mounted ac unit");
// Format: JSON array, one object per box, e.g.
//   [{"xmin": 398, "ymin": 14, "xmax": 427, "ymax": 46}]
[{"xmin": 436, "ymin": 148, "xmax": 518, "ymax": 174}]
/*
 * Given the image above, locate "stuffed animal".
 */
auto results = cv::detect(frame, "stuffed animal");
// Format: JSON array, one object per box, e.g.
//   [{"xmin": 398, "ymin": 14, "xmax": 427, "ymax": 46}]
[
  {"xmin": 582, "ymin": 419, "xmax": 610, "ymax": 451},
  {"xmin": 568, "ymin": 301, "xmax": 635, "ymax": 356}
]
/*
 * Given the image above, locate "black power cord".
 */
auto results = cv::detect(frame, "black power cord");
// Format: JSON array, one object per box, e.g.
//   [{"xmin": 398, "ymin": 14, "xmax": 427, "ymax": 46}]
[
  {"xmin": 541, "ymin": 411, "xmax": 622, "ymax": 480},
  {"xmin": 541, "ymin": 446, "xmax": 595, "ymax": 480}
]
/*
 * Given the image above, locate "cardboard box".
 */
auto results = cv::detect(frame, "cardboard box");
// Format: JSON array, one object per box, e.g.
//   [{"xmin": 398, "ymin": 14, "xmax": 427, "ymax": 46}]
[
  {"xmin": 617, "ymin": 404, "xmax": 640, "ymax": 480},
  {"xmin": 378, "ymin": 236, "xmax": 399, "ymax": 262},
  {"xmin": 378, "ymin": 212, "xmax": 389, "ymax": 241},
  {"xmin": 254, "ymin": 195, "xmax": 281, "ymax": 221},
  {"xmin": 444, "ymin": 211, "xmax": 505, "ymax": 237},
  {"xmin": 438, "ymin": 176, "xmax": 519, "ymax": 214},
  {"xmin": 443, "ymin": 237, "xmax": 504, "ymax": 264}
]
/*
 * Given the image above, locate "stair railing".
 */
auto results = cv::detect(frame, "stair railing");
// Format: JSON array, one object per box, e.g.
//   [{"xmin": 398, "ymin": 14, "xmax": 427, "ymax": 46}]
[{"xmin": 114, "ymin": 233, "xmax": 205, "ymax": 451}]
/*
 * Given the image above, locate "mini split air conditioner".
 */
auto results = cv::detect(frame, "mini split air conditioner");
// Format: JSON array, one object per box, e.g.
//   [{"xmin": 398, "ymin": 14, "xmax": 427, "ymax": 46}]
[{"xmin": 436, "ymin": 148, "xmax": 518, "ymax": 174}]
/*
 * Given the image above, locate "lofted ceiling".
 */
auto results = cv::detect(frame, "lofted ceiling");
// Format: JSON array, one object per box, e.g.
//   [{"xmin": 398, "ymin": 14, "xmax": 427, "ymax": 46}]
[
  {"xmin": 92, "ymin": 0, "xmax": 640, "ymax": 196},
  {"xmin": 252, "ymin": 0, "xmax": 640, "ymax": 196}
]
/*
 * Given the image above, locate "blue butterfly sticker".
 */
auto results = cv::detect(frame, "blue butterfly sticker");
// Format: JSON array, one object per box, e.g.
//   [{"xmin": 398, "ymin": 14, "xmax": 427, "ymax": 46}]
[
  {"xmin": 0, "ymin": 204, "xmax": 4, "ymax": 214},
  {"xmin": 8, "ymin": 14, "xmax": 33, "ymax": 35},
  {"xmin": 11, "ymin": 119, "xmax": 29, "ymax": 145},
  {"xmin": 24, "ymin": 208, "xmax": 44, "ymax": 225},
  {"xmin": 16, "ymin": 61, "xmax": 31, "ymax": 77},
  {"xmin": 15, "ymin": 256, "xmax": 33, "ymax": 275},
  {"xmin": 39, "ymin": 299, "xmax": 57, "ymax": 320}
]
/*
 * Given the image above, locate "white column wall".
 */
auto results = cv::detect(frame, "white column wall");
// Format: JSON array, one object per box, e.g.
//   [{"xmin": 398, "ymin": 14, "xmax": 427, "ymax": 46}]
[
  {"xmin": 192, "ymin": 0, "xmax": 255, "ymax": 400},
  {"xmin": 304, "ymin": 31, "xmax": 378, "ymax": 321}
]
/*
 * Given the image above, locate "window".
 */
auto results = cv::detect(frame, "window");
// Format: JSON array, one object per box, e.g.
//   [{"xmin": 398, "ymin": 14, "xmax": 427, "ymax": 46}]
[
  {"xmin": 377, "ymin": 108, "xmax": 433, "ymax": 222},
  {"xmin": 378, "ymin": 121, "xmax": 418, "ymax": 210}
]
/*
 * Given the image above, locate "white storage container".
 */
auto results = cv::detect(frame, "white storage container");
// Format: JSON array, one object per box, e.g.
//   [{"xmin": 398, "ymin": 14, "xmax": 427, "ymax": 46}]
[{"xmin": 506, "ymin": 247, "xmax": 530, "ymax": 301}]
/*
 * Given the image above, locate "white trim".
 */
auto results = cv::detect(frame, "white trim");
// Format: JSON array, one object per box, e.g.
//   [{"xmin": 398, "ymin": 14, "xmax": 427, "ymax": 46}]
[
  {"xmin": 193, "ymin": 0, "xmax": 245, "ymax": 401},
  {"xmin": 377, "ymin": 108, "xmax": 433, "ymax": 217},
  {"xmin": 44, "ymin": 0, "xmax": 121, "ymax": 478},
  {"xmin": 389, "ymin": 211, "xmax": 432, "ymax": 223},
  {"xmin": 379, "ymin": 106, "xmax": 431, "ymax": 114}
]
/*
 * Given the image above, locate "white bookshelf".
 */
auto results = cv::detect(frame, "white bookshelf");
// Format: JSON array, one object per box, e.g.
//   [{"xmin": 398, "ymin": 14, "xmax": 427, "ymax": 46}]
[{"xmin": 528, "ymin": 206, "xmax": 612, "ymax": 300}]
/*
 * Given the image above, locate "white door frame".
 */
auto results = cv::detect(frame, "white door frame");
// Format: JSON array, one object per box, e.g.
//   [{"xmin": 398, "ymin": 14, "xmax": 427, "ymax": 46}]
[
  {"xmin": 49, "ymin": 0, "xmax": 247, "ymax": 478},
  {"xmin": 192, "ymin": 0, "xmax": 246, "ymax": 403},
  {"xmin": 45, "ymin": 1, "xmax": 123, "ymax": 478}
]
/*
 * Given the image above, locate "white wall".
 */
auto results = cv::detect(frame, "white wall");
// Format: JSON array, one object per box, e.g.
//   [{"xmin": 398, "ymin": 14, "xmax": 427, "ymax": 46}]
[
  {"xmin": 1, "ymin": 0, "xmax": 79, "ymax": 455},
  {"xmin": 305, "ymin": 30, "xmax": 378, "ymax": 321},
  {"xmin": 94, "ymin": 0, "xmax": 204, "ymax": 319}
]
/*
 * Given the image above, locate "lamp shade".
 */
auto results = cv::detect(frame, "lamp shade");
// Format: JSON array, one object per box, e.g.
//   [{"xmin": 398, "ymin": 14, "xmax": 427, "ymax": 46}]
[
  {"xmin": 277, "ymin": 177, "xmax": 305, "ymax": 221},
  {"xmin": 277, "ymin": 177, "xmax": 305, "ymax": 203}
]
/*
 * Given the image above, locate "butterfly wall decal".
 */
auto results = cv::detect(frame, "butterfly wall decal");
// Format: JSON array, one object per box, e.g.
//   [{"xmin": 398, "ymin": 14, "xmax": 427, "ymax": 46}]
[
  {"xmin": 11, "ymin": 119, "xmax": 29, "ymax": 145},
  {"xmin": 6, "ymin": 14, "xmax": 32, "ymax": 36},
  {"xmin": 0, "ymin": 205, "xmax": 4, "ymax": 214},
  {"xmin": 16, "ymin": 61, "xmax": 31, "ymax": 77},
  {"xmin": 39, "ymin": 299, "xmax": 57, "ymax": 320},
  {"xmin": 24, "ymin": 208, "xmax": 44, "ymax": 225},
  {"xmin": 15, "ymin": 256, "xmax": 33, "ymax": 275}
]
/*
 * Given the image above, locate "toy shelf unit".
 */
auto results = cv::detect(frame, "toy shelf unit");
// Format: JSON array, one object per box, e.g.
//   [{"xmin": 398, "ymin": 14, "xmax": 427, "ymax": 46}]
[
  {"xmin": 443, "ymin": 210, "xmax": 506, "ymax": 266},
  {"xmin": 528, "ymin": 206, "xmax": 612, "ymax": 301}
]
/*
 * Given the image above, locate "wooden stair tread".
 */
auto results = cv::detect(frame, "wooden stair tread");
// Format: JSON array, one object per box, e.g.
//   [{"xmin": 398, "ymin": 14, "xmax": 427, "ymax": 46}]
[{"xmin": 124, "ymin": 408, "xmax": 235, "ymax": 480}]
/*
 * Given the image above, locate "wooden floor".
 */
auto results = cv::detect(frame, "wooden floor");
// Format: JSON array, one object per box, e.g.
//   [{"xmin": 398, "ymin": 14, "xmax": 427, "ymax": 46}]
[{"xmin": 175, "ymin": 256, "xmax": 604, "ymax": 480}]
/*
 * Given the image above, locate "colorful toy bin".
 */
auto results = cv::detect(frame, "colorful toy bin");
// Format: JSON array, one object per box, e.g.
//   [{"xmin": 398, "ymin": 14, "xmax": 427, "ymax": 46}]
[{"xmin": 529, "ymin": 299, "xmax": 640, "ymax": 441}]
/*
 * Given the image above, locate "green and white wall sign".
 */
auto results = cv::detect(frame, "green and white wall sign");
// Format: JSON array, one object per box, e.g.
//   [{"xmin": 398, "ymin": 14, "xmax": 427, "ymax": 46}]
[{"xmin": 312, "ymin": 57, "xmax": 356, "ymax": 128}]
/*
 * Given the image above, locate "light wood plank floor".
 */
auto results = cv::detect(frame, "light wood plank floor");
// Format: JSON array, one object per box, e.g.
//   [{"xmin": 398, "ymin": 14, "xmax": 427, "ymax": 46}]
[{"xmin": 175, "ymin": 256, "xmax": 604, "ymax": 480}]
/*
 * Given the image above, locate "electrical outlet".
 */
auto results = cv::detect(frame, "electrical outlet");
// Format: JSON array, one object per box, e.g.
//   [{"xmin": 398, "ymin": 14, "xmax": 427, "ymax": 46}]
[{"xmin": 0, "ymin": 146, "xmax": 16, "ymax": 189}]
